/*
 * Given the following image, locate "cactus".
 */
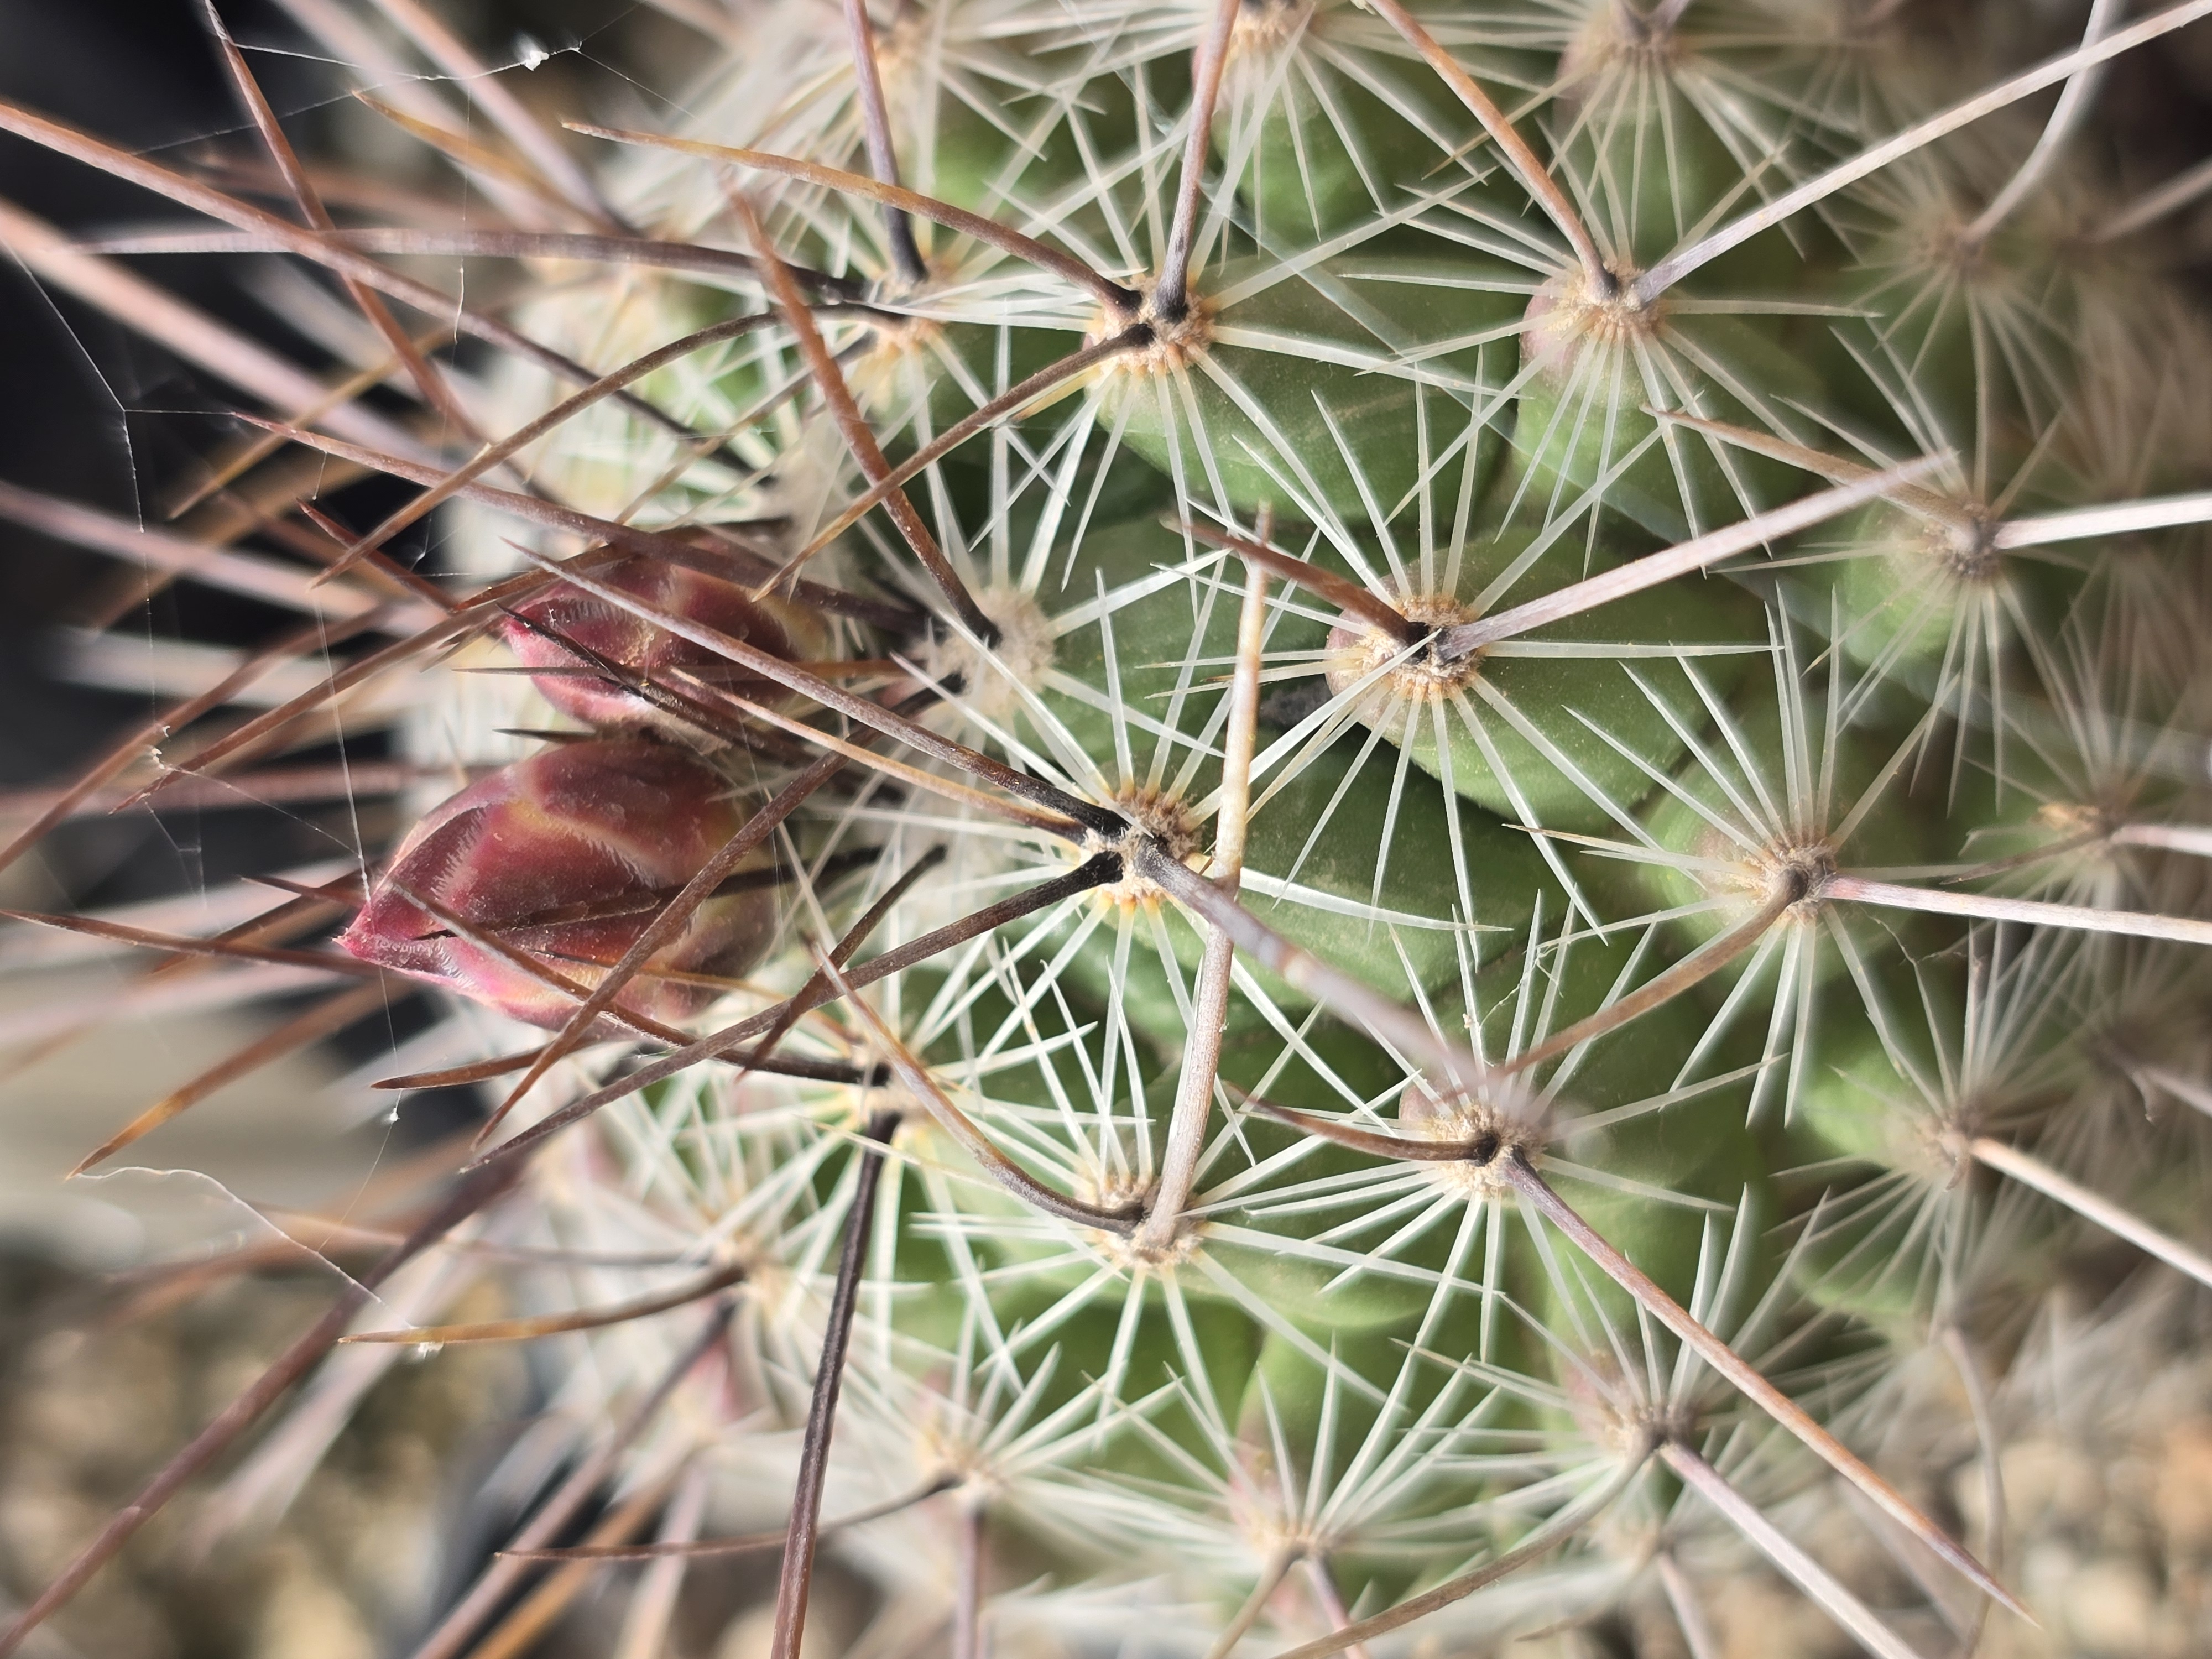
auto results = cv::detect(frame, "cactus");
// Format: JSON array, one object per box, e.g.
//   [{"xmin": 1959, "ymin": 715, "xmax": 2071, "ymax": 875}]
[{"xmin": 9, "ymin": 1, "xmax": 2212, "ymax": 1655}]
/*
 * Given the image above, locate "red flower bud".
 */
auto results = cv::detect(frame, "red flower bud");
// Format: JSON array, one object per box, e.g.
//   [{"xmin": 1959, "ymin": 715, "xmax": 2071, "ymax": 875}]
[
  {"xmin": 502, "ymin": 552, "xmax": 830, "ymax": 732},
  {"xmin": 340, "ymin": 738, "xmax": 775, "ymax": 1030}
]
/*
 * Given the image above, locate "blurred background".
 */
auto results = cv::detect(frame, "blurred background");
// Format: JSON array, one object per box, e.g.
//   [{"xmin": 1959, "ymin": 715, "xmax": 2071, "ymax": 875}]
[{"xmin": 0, "ymin": 4, "xmax": 725, "ymax": 1653}]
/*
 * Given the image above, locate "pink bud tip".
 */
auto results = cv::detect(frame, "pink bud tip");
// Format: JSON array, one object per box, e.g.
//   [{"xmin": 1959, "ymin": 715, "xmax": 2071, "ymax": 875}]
[{"xmin": 339, "ymin": 738, "xmax": 775, "ymax": 1030}]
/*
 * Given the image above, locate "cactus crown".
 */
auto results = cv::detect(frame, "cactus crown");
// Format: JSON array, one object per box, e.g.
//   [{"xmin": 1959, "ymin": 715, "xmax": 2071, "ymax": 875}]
[{"xmin": 9, "ymin": 2, "xmax": 2212, "ymax": 1655}]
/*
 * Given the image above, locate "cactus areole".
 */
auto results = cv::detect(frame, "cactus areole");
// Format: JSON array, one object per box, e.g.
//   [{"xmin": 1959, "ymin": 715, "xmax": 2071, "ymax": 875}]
[{"xmin": 15, "ymin": 3, "xmax": 2212, "ymax": 1656}]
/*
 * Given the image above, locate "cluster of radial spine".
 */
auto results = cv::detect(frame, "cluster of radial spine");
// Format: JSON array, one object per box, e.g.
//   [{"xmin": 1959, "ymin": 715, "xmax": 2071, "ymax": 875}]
[{"xmin": 6, "ymin": 2, "xmax": 2212, "ymax": 1656}]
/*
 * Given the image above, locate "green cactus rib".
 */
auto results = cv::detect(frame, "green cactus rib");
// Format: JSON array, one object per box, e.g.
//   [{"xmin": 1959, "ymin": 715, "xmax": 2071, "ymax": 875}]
[{"xmin": 11, "ymin": 4, "xmax": 2212, "ymax": 1658}]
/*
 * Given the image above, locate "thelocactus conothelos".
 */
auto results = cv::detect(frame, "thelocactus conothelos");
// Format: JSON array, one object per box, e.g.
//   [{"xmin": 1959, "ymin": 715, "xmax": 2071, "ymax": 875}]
[{"xmin": 8, "ymin": 2, "xmax": 2212, "ymax": 1656}]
